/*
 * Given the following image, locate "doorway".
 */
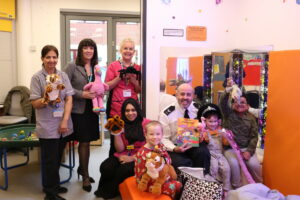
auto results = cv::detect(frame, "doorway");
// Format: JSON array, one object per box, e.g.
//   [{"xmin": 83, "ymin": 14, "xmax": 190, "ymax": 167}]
[{"xmin": 60, "ymin": 12, "xmax": 140, "ymax": 70}]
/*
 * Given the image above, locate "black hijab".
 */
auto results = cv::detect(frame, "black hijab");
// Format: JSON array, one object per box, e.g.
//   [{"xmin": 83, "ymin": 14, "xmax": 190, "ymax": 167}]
[{"xmin": 121, "ymin": 98, "xmax": 145, "ymax": 144}]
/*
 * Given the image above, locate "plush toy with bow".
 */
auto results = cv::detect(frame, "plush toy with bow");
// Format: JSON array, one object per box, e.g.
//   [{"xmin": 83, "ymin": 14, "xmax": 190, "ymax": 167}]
[
  {"xmin": 83, "ymin": 65, "xmax": 109, "ymax": 113},
  {"xmin": 137, "ymin": 150, "xmax": 177, "ymax": 195},
  {"xmin": 104, "ymin": 115, "xmax": 124, "ymax": 135},
  {"xmin": 42, "ymin": 74, "xmax": 65, "ymax": 105}
]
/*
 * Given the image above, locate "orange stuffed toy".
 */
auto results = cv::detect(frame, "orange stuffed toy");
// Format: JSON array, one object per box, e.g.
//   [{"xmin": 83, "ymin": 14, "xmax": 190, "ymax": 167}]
[
  {"xmin": 42, "ymin": 74, "xmax": 65, "ymax": 105},
  {"xmin": 137, "ymin": 151, "xmax": 177, "ymax": 195},
  {"xmin": 104, "ymin": 115, "xmax": 125, "ymax": 135}
]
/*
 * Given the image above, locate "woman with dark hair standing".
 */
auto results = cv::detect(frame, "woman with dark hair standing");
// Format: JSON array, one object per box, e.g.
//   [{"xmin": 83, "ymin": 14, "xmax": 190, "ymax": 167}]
[
  {"xmin": 94, "ymin": 98, "xmax": 149, "ymax": 199},
  {"xmin": 30, "ymin": 45, "xmax": 74, "ymax": 200},
  {"xmin": 65, "ymin": 38, "xmax": 100, "ymax": 192}
]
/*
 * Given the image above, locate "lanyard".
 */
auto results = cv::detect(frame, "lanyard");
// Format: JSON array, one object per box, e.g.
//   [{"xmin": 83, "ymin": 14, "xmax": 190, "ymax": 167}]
[
  {"xmin": 87, "ymin": 66, "xmax": 93, "ymax": 83},
  {"xmin": 119, "ymin": 60, "xmax": 134, "ymax": 69}
]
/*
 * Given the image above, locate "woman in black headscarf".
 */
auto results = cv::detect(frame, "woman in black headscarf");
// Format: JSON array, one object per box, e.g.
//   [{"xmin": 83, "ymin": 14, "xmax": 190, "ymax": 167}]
[{"xmin": 94, "ymin": 98, "xmax": 150, "ymax": 199}]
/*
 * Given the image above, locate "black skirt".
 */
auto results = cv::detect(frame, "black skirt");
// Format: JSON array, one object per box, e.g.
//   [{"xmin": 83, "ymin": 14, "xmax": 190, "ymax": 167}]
[{"xmin": 71, "ymin": 100, "xmax": 100, "ymax": 142}]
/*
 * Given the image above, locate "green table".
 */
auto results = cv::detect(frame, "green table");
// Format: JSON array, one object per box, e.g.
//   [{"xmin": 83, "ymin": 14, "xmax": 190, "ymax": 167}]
[
  {"xmin": 0, "ymin": 124, "xmax": 39, "ymax": 147},
  {"xmin": 0, "ymin": 124, "xmax": 75, "ymax": 190}
]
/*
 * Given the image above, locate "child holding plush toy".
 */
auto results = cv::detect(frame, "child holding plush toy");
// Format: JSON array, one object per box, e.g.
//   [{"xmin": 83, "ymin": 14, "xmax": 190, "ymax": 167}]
[
  {"xmin": 197, "ymin": 103, "xmax": 231, "ymax": 195},
  {"xmin": 135, "ymin": 121, "xmax": 182, "ymax": 198},
  {"xmin": 220, "ymin": 77, "xmax": 262, "ymax": 188}
]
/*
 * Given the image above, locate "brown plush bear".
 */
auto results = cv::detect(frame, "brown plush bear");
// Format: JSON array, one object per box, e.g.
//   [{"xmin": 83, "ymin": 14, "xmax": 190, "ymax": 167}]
[
  {"xmin": 138, "ymin": 151, "xmax": 177, "ymax": 195},
  {"xmin": 42, "ymin": 74, "xmax": 65, "ymax": 105},
  {"xmin": 104, "ymin": 115, "xmax": 124, "ymax": 135}
]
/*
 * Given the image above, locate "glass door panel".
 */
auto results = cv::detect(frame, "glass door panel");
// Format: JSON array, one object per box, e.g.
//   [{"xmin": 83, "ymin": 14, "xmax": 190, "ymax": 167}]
[
  {"xmin": 69, "ymin": 19, "xmax": 108, "ymax": 67},
  {"xmin": 114, "ymin": 19, "xmax": 141, "ymax": 64}
]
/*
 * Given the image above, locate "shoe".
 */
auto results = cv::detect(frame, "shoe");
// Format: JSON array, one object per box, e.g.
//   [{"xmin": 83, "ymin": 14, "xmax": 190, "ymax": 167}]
[
  {"xmin": 77, "ymin": 166, "xmax": 95, "ymax": 183},
  {"xmin": 58, "ymin": 186, "xmax": 68, "ymax": 194},
  {"xmin": 44, "ymin": 194, "xmax": 66, "ymax": 200},
  {"xmin": 94, "ymin": 190, "xmax": 103, "ymax": 198},
  {"xmin": 94, "ymin": 190, "xmax": 116, "ymax": 199},
  {"xmin": 82, "ymin": 177, "xmax": 92, "ymax": 192},
  {"xmin": 43, "ymin": 187, "xmax": 68, "ymax": 195}
]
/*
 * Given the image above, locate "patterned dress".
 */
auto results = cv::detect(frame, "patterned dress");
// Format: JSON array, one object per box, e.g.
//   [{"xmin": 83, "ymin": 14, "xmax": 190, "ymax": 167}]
[
  {"xmin": 135, "ymin": 144, "xmax": 182, "ymax": 197},
  {"xmin": 201, "ymin": 127, "xmax": 231, "ymax": 191}
]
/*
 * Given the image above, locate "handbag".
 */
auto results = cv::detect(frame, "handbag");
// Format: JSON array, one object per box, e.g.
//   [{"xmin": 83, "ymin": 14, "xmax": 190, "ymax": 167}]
[{"xmin": 178, "ymin": 167, "xmax": 223, "ymax": 200}]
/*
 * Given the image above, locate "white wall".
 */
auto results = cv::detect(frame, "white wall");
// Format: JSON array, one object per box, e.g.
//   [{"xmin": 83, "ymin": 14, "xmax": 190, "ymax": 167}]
[
  {"xmin": 16, "ymin": 0, "xmax": 140, "ymax": 88},
  {"xmin": 236, "ymin": 0, "xmax": 300, "ymax": 50},
  {"xmin": 0, "ymin": 30, "xmax": 17, "ymax": 102},
  {"xmin": 145, "ymin": 0, "xmax": 300, "ymax": 119}
]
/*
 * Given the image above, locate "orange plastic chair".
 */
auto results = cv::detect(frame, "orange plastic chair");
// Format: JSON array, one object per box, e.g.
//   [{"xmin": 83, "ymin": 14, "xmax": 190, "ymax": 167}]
[{"xmin": 119, "ymin": 176, "xmax": 171, "ymax": 200}]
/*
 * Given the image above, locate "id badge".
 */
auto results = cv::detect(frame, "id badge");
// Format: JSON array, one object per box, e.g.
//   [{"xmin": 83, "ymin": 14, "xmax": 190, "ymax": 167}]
[
  {"xmin": 53, "ymin": 106, "xmax": 63, "ymax": 117},
  {"xmin": 123, "ymin": 89, "xmax": 131, "ymax": 97}
]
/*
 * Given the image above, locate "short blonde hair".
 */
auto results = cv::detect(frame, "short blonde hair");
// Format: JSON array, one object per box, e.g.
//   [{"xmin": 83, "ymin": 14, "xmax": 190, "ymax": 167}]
[
  {"xmin": 119, "ymin": 38, "xmax": 135, "ymax": 51},
  {"xmin": 145, "ymin": 121, "xmax": 163, "ymax": 135}
]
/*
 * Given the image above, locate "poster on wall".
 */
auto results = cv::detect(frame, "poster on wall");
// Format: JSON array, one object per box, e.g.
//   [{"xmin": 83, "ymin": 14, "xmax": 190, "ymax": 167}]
[
  {"xmin": 163, "ymin": 29, "xmax": 184, "ymax": 37},
  {"xmin": 0, "ymin": 19, "xmax": 12, "ymax": 32},
  {"xmin": 243, "ymin": 59, "xmax": 262, "ymax": 86},
  {"xmin": 186, "ymin": 26, "xmax": 207, "ymax": 41}
]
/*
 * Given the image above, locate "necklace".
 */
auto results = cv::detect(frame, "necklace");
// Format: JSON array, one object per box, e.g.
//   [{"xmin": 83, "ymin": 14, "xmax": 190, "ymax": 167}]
[{"xmin": 120, "ymin": 59, "xmax": 134, "ymax": 69}]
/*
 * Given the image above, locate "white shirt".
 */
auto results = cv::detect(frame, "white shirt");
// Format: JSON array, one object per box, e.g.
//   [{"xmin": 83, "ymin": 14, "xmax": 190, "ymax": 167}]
[
  {"xmin": 159, "ymin": 101, "xmax": 198, "ymax": 151},
  {"xmin": 159, "ymin": 92, "xmax": 177, "ymax": 113}
]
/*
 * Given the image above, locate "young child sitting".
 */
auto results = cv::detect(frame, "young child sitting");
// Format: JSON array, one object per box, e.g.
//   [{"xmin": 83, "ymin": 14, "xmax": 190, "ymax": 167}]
[
  {"xmin": 197, "ymin": 103, "xmax": 231, "ymax": 195},
  {"xmin": 219, "ymin": 77, "xmax": 262, "ymax": 188},
  {"xmin": 135, "ymin": 121, "xmax": 182, "ymax": 198}
]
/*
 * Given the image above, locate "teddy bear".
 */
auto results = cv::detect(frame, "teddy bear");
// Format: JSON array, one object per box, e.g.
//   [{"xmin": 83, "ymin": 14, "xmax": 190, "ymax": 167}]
[
  {"xmin": 42, "ymin": 74, "xmax": 65, "ymax": 105},
  {"xmin": 137, "ymin": 151, "xmax": 177, "ymax": 195},
  {"xmin": 104, "ymin": 115, "xmax": 124, "ymax": 135},
  {"xmin": 83, "ymin": 65, "xmax": 109, "ymax": 113}
]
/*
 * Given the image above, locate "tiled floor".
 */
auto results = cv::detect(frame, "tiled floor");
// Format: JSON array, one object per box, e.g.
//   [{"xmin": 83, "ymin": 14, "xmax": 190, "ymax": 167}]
[{"xmin": 0, "ymin": 139, "xmax": 120, "ymax": 200}]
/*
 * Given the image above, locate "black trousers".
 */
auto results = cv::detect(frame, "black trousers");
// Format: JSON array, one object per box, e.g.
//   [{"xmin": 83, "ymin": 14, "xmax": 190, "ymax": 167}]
[
  {"xmin": 168, "ymin": 143, "xmax": 211, "ymax": 174},
  {"xmin": 95, "ymin": 156, "xmax": 134, "ymax": 199},
  {"xmin": 39, "ymin": 138, "xmax": 66, "ymax": 196}
]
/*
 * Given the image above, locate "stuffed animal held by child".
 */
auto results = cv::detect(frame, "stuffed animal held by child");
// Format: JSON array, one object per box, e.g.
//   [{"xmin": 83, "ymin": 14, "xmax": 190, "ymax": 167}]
[
  {"xmin": 42, "ymin": 74, "xmax": 65, "ymax": 105},
  {"xmin": 83, "ymin": 65, "xmax": 109, "ymax": 113},
  {"xmin": 138, "ymin": 151, "xmax": 177, "ymax": 195},
  {"xmin": 231, "ymin": 84, "xmax": 242, "ymax": 103},
  {"xmin": 105, "ymin": 115, "xmax": 124, "ymax": 135}
]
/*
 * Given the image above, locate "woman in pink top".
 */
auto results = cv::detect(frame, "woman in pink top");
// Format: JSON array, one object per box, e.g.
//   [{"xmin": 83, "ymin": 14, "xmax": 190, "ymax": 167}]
[{"xmin": 105, "ymin": 38, "xmax": 141, "ymax": 118}]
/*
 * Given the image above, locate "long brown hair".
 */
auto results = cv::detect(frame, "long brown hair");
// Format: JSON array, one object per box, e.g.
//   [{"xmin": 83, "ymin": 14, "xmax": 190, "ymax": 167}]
[{"xmin": 75, "ymin": 38, "xmax": 98, "ymax": 67}]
